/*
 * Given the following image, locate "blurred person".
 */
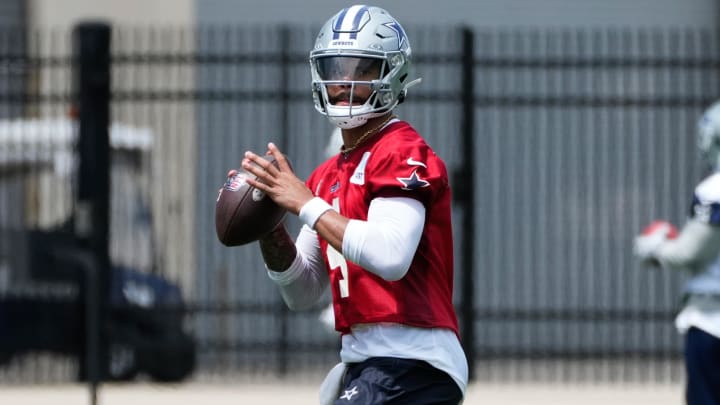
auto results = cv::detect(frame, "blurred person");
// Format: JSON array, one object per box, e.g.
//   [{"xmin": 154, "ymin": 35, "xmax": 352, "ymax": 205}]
[
  {"xmin": 633, "ymin": 101, "xmax": 720, "ymax": 405},
  {"xmin": 239, "ymin": 5, "xmax": 467, "ymax": 404}
]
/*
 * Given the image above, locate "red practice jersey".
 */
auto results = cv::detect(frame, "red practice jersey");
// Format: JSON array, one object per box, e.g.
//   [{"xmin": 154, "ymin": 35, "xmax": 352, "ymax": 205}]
[{"xmin": 306, "ymin": 120, "xmax": 459, "ymax": 336}]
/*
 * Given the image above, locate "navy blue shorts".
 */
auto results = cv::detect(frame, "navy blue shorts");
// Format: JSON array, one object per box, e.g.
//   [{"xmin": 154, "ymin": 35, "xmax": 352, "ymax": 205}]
[
  {"xmin": 684, "ymin": 327, "xmax": 720, "ymax": 405},
  {"xmin": 333, "ymin": 357, "xmax": 463, "ymax": 405}
]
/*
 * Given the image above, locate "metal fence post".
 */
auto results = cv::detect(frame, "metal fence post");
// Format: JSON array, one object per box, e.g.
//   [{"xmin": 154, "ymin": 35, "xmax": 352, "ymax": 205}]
[
  {"xmin": 73, "ymin": 21, "xmax": 111, "ymax": 405},
  {"xmin": 458, "ymin": 26, "xmax": 476, "ymax": 381},
  {"xmin": 277, "ymin": 24, "xmax": 291, "ymax": 377}
]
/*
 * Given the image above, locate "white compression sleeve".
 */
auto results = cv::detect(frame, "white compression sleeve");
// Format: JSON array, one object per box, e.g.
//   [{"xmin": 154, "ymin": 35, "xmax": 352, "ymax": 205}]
[
  {"xmin": 655, "ymin": 219, "xmax": 720, "ymax": 271},
  {"xmin": 267, "ymin": 224, "xmax": 329, "ymax": 310},
  {"xmin": 342, "ymin": 197, "xmax": 426, "ymax": 281}
]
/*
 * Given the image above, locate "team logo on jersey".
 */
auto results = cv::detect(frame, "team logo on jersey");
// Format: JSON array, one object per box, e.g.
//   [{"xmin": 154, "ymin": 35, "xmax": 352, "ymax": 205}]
[
  {"xmin": 330, "ymin": 181, "xmax": 340, "ymax": 193},
  {"xmin": 397, "ymin": 169, "xmax": 430, "ymax": 190},
  {"xmin": 694, "ymin": 203, "xmax": 712, "ymax": 223}
]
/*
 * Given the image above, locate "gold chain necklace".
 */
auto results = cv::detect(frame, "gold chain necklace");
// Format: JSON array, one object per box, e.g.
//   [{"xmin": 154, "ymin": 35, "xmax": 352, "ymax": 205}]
[{"xmin": 340, "ymin": 114, "xmax": 397, "ymax": 156}]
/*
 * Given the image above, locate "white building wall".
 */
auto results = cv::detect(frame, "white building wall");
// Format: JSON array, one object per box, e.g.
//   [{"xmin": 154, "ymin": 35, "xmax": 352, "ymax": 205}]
[
  {"xmin": 197, "ymin": 0, "xmax": 718, "ymax": 28},
  {"xmin": 27, "ymin": 0, "xmax": 193, "ymax": 29}
]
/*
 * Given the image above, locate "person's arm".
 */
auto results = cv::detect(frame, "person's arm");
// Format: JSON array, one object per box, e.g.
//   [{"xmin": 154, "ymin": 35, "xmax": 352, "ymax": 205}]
[
  {"xmin": 299, "ymin": 196, "xmax": 425, "ymax": 280},
  {"xmin": 262, "ymin": 224, "xmax": 329, "ymax": 310},
  {"xmin": 243, "ymin": 144, "xmax": 425, "ymax": 281},
  {"xmin": 340, "ymin": 197, "xmax": 425, "ymax": 281},
  {"xmin": 654, "ymin": 219, "xmax": 720, "ymax": 271},
  {"xmin": 258, "ymin": 224, "xmax": 297, "ymax": 272}
]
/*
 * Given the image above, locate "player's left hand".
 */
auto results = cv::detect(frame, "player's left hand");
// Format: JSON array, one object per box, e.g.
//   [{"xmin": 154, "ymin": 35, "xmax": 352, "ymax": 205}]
[{"xmin": 242, "ymin": 142, "xmax": 314, "ymax": 215}]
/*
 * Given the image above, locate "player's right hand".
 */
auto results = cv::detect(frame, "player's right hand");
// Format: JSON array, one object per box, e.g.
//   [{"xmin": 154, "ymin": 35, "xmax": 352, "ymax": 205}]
[{"xmin": 632, "ymin": 224, "xmax": 672, "ymax": 265}]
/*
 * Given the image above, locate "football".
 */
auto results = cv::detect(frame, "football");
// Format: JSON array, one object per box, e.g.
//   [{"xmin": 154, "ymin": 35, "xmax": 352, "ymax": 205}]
[
  {"xmin": 215, "ymin": 155, "xmax": 287, "ymax": 246},
  {"xmin": 641, "ymin": 220, "xmax": 678, "ymax": 239}
]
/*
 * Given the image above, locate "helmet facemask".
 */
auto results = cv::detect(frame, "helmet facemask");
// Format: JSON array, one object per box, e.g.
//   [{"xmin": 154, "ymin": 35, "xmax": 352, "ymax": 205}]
[{"xmin": 311, "ymin": 54, "xmax": 404, "ymax": 129}]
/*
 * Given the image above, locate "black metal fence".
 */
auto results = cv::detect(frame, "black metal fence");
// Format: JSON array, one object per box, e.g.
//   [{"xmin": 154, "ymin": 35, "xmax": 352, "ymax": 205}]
[{"xmin": 1, "ymin": 23, "xmax": 719, "ymax": 388}]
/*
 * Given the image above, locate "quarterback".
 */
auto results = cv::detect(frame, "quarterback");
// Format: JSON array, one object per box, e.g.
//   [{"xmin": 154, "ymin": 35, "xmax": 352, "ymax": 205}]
[{"xmin": 242, "ymin": 4, "xmax": 468, "ymax": 405}]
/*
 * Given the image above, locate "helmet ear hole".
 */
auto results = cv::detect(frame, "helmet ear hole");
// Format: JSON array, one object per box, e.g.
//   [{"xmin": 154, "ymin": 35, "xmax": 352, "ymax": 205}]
[
  {"xmin": 399, "ymin": 73, "xmax": 407, "ymax": 83},
  {"xmin": 397, "ymin": 91, "xmax": 406, "ymax": 105}
]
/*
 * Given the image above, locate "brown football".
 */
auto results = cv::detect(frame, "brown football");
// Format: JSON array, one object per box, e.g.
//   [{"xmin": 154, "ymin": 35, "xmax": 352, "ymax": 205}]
[{"xmin": 215, "ymin": 155, "xmax": 287, "ymax": 246}]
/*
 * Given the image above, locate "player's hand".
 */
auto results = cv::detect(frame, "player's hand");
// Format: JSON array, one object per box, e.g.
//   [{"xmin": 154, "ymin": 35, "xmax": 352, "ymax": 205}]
[
  {"xmin": 242, "ymin": 142, "xmax": 314, "ymax": 215},
  {"xmin": 632, "ymin": 225, "xmax": 671, "ymax": 265}
]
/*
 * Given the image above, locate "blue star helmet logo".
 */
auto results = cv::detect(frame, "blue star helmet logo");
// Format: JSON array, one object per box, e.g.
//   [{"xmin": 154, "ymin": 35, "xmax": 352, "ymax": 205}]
[
  {"xmin": 397, "ymin": 169, "xmax": 430, "ymax": 190},
  {"xmin": 383, "ymin": 21, "xmax": 407, "ymax": 50}
]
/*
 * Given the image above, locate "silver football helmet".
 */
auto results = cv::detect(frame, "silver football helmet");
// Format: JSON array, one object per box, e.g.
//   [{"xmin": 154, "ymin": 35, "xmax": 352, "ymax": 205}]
[
  {"xmin": 309, "ymin": 5, "xmax": 421, "ymax": 129},
  {"xmin": 698, "ymin": 101, "xmax": 720, "ymax": 171}
]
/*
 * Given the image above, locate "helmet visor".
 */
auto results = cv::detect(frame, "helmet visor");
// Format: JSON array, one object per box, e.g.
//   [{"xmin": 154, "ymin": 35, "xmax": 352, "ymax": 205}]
[{"xmin": 316, "ymin": 56, "xmax": 384, "ymax": 81}]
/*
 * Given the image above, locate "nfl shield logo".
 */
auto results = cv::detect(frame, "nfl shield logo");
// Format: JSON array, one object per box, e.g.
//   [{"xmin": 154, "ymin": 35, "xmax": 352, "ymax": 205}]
[{"xmin": 224, "ymin": 173, "xmax": 246, "ymax": 192}]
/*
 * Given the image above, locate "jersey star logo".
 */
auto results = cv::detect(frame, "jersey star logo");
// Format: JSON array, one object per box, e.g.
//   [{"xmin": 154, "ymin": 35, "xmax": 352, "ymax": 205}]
[
  {"xmin": 397, "ymin": 169, "xmax": 430, "ymax": 190},
  {"xmin": 340, "ymin": 386, "xmax": 359, "ymax": 400}
]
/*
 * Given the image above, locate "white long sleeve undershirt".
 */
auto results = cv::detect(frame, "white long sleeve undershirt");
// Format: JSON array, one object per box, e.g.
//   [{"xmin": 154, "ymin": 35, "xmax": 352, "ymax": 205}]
[
  {"xmin": 655, "ymin": 219, "xmax": 720, "ymax": 271},
  {"xmin": 342, "ymin": 197, "xmax": 425, "ymax": 281},
  {"xmin": 267, "ymin": 196, "xmax": 426, "ymax": 309}
]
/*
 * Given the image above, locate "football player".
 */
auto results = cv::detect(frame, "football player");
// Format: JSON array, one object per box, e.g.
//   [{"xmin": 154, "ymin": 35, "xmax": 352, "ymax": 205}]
[
  {"xmin": 241, "ymin": 5, "xmax": 467, "ymax": 404},
  {"xmin": 633, "ymin": 101, "xmax": 720, "ymax": 405}
]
